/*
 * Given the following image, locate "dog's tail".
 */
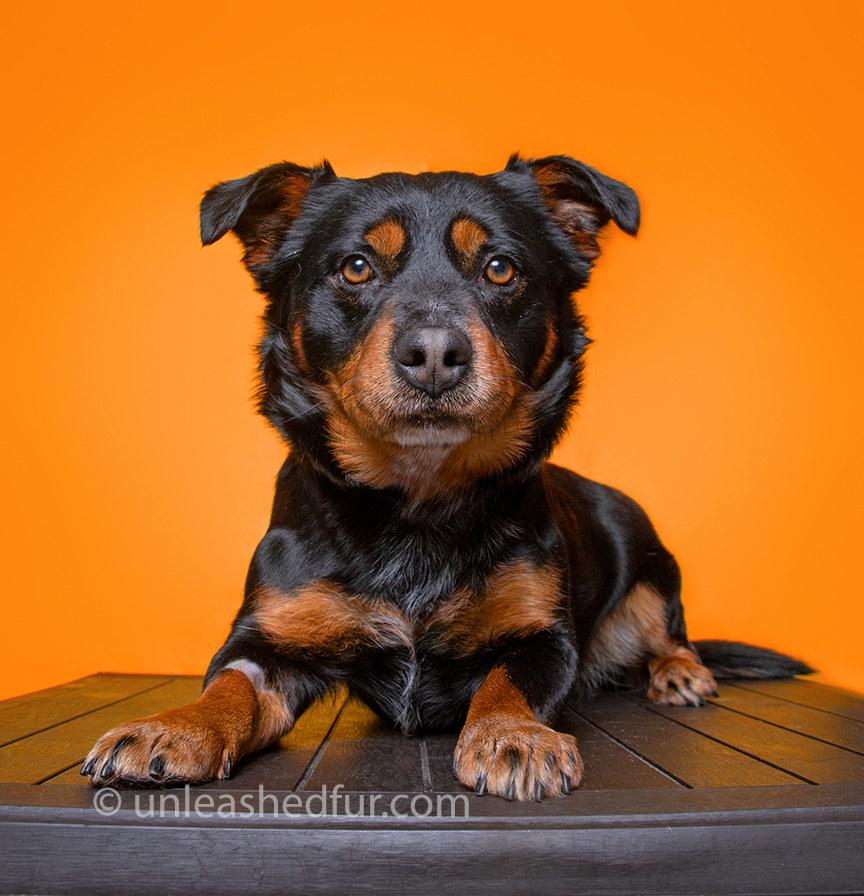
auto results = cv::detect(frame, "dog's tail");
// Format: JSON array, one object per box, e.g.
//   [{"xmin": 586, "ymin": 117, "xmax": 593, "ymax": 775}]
[{"xmin": 692, "ymin": 640, "xmax": 814, "ymax": 679}]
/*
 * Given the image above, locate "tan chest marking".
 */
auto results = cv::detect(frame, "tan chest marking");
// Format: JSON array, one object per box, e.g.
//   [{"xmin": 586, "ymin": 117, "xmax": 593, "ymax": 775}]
[
  {"xmin": 426, "ymin": 560, "xmax": 563, "ymax": 656},
  {"xmin": 254, "ymin": 560, "xmax": 562, "ymax": 658},
  {"xmin": 254, "ymin": 581, "xmax": 412, "ymax": 652}
]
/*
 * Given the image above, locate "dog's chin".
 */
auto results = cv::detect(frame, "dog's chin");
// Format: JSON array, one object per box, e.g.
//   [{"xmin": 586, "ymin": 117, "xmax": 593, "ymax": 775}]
[{"xmin": 389, "ymin": 425, "xmax": 471, "ymax": 448}]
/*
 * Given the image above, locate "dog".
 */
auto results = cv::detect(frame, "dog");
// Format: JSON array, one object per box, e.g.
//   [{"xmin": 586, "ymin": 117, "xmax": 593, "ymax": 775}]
[{"xmin": 82, "ymin": 154, "xmax": 810, "ymax": 800}]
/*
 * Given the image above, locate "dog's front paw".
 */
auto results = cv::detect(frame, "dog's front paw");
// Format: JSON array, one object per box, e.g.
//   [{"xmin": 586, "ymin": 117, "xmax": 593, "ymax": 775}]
[
  {"xmin": 81, "ymin": 704, "xmax": 239, "ymax": 786},
  {"xmin": 648, "ymin": 647, "xmax": 718, "ymax": 707},
  {"xmin": 453, "ymin": 715, "xmax": 583, "ymax": 801}
]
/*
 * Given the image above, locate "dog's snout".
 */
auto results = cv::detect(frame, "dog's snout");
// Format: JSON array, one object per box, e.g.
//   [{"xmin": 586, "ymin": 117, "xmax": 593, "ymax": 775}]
[{"xmin": 393, "ymin": 327, "xmax": 473, "ymax": 397}]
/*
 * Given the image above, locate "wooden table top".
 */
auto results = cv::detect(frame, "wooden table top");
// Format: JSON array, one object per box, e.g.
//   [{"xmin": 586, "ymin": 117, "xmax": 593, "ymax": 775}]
[{"xmin": 1, "ymin": 673, "xmax": 863, "ymax": 894}]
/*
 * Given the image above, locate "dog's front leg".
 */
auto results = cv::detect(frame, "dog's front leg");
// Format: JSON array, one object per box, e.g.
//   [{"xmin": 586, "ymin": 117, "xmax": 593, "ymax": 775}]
[
  {"xmin": 453, "ymin": 630, "xmax": 581, "ymax": 801},
  {"xmin": 81, "ymin": 659, "xmax": 294, "ymax": 786},
  {"xmin": 82, "ymin": 570, "xmax": 402, "ymax": 786}
]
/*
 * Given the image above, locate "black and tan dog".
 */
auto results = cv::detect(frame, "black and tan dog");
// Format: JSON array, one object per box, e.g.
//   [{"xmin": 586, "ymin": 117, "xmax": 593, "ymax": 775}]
[{"xmin": 82, "ymin": 155, "xmax": 809, "ymax": 800}]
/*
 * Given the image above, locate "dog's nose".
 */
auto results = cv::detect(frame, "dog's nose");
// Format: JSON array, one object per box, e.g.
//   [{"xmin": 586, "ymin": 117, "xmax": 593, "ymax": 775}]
[{"xmin": 392, "ymin": 327, "xmax": 473, "ymax": 397}]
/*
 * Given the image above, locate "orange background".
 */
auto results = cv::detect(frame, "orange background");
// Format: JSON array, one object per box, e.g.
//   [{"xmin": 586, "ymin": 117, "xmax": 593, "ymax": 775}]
[{"xmin": 1, "ymin": 1, "xmax": 862, "ymax": 701}]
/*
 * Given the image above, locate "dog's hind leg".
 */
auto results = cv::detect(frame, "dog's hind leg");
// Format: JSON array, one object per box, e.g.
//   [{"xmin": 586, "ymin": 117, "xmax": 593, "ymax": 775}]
[{"xmin": 583, "ymin": 559, "xmax": 718, "ymax": 708}]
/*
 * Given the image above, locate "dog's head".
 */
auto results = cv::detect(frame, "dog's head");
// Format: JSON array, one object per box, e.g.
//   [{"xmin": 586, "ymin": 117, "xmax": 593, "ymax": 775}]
[{"xmin": 200, "ymin": 155, "xmax": 639, "ymax": 501}]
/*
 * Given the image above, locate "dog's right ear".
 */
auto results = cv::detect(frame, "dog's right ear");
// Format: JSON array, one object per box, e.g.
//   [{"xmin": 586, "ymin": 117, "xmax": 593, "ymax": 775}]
[{"xmin": 200, "ymin": 160, "xmax": 335, "ymax": 274}]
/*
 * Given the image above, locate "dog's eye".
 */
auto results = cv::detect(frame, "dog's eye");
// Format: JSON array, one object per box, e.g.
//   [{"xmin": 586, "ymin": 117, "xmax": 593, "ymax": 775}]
[
  {"xmin": 484, "ymin": 257, "xmax": 516, "ymax": 286},
  {"xmin": 341, "ymin": 256, "xmax": 372, "ymax": 285}
]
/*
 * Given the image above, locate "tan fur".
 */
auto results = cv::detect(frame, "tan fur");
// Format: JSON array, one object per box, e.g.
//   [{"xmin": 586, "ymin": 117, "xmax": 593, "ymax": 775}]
[
  {"xmin": 465, "ymin": 666, "xmax": 533, "ymax": 721},
  {"xmin": 531, "ymin": 164, "xmax": 602, "ymax": 259},
  {"xmin": 584, "ymin": 583, "xmax": 718, "ymax": 704},
  {"xmin": 585, "ymin": 583, "xmax": 672, "ymax": 680},
  {"xmin": 429, "ymin": 560, "xmax": 562, "ymax": 655},
  {"xmin": 327, "ymin": 402, "xmax": 534, "ymax": 503},
  {"xmin": 291, "ymin": 319, "xmax": 309, "ymax": 372},
  {"xmin": 327, "ymin": 306, "xmax": 397, "ymax": 432},
  {"xmin": 453, "ymin": 667, "xmax": 583, "ymax": 800},
  {"xmin": 254, "ymin": 582, "xmax": 412, "ymax": 651},
  {"xmin": 241, "ymin": 171, "xmax": 315, "ymax": 269},
  {"xmin": 324, "ymin": 303, "xmax": 534, "ymax": 503},
  {"xmin": 450, "ymin": 217, "xmax": 488, "ymax": 264},
  {"xmin": 648, "ymin": 646, "xmax": 718, "ymax": 706},
  {"xmin": 531, "ymin": 318, "xmax": 559, "ymax": 386},
  {"xmin": 364, "ymin": 219, "xmax": 406, "ymax": 270},
  {"xmin": 83, "ymin": 669, "xmax": 293, "ymax": 785},
  {"xmin": 550, "ymin": 200, "xmax": 602, "ymax": 258},
  {"xmin": 257, "ymin": 561, "xmax": 560, "ymax": 659}
]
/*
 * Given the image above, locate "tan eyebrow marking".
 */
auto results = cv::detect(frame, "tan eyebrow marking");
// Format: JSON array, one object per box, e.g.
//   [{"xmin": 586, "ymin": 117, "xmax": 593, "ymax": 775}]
[
  {"xmin": 364, "ymin": 219, "xmax": 406, "ymax": 266},
  {"xmin": 450, "ymin": 217, "xmax": 488, "ymax": 263}
]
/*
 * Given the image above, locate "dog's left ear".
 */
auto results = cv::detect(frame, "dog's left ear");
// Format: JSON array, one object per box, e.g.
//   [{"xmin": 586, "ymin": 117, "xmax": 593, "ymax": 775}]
[
  {"xmin": 200, "ymin": 160, "xmax": 335, "ymax": 276},
  {"xmin": 510, "ymin": 154, "xmax": 640, "ymax": 259}
]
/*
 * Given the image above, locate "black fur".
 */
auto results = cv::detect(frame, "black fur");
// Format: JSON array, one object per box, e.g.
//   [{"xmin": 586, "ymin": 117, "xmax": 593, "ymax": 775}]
[{"xmin": 693, "ymin": 640, "xmax": 813, "ymax": 679}]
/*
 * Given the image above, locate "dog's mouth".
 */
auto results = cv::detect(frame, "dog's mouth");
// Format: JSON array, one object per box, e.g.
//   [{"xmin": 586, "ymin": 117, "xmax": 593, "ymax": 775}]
[
  {"xmin": 388, "ymin": 423, "xmax": 471, "ymax": 448},
  {"xmin": 368, "ymin": 393, "xmax": 514, "ymax": 447}
]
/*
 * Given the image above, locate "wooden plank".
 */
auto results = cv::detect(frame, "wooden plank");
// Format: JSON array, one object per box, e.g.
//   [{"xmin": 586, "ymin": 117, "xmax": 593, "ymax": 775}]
[
  {"xmin": 576, "ymin": 695, "xmax": 800, "ymax": 787},
  {"xmin": 301, "ymin": 697, "xmax": 424, "ymax": 793},
  {"xmin": 729, "ymin": 678, "xmax": 864, "ymax": 722},
  {"xmin": 0, "ymin": 673, "xmax": 175, "ymax": 747},
  {"xmin": 0, "ymin": 673, "xmax": 124, "ymax": 710},
  {"xmin": 556, "ymin": 707, "xmax": 682, "ymax": 790},
  {"xmin": 2, "ymin": 808, "xmax": 862, "ymax": 895},
  {"xmin": 3, "ymin": 779, "xmax": 863, "ymax": 819},
  {"xmin": 650, "ymin": 694, "xmax": 864, "ymax": 784},
  {"xmin": 422, "ymin": 708, "xmax": 683, "ymax": 795},
  {"xmin": 717, "ymin": 683, "xmax": 864, "ymax": 753},
  {"xmin": 422, "ymin": 730, "xmax": 459, "ymax": 792},
  {"xmin": 0, "ymin": 677, "xmax": 204, "ymax": 785}
]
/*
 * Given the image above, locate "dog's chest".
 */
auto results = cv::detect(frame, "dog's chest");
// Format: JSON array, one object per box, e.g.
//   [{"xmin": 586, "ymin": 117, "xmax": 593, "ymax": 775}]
[
  {"xmin": 338, "ymin": 559, "xmax": 563, "ymax": 731},
  {"xmin": 353, "ymin": 627, "xmax": 479, "ymax": 734},
  {"xmin": 253, "ymin": 548, "xmax": 563, "ymax": 729}
]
